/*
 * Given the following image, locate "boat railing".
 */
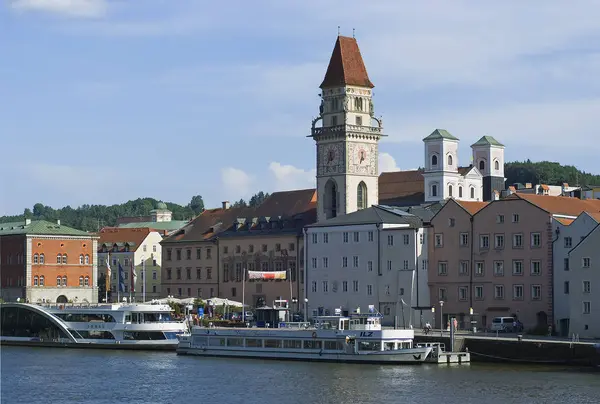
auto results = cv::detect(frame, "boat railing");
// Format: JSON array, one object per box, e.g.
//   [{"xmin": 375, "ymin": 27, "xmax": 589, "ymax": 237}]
[{"xmin": 278, "ymin": 322, "xmax": 311, "ymax": 329}]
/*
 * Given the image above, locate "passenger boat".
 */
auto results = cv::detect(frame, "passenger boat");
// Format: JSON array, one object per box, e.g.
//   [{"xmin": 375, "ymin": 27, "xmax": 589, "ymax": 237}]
[
  {"xmin": 0, "ymin": 302, "xmax": 189, "ymax": 350},
  {"xmin": 177, "ymin": 313, "xmax": 433, "ymax": 364}
]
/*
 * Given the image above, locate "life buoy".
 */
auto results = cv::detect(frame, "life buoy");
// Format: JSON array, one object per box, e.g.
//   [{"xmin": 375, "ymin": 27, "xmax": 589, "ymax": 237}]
[{"xmin": 312, "ymin": 332, "xmax": 317, "ymax": 339}]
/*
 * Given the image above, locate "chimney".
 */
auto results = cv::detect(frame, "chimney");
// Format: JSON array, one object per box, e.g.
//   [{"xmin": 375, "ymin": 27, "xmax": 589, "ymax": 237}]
[
  {"xmin": 56, "ymin": 219, "xmax": 61, "ymax": 225},
  {"xmin": 25, "ymin": 218, "xmax": 31, "ymax": 225},
  {"xmin": 222, "ymin": 201, "xmax": 230, "ymax": 210}
]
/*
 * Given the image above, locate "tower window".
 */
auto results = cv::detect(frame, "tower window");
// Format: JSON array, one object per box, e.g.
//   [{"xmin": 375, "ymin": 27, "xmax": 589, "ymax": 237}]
[
  {"xmin": 431, "ymin": 155, "xmax": 438, "ymax": 166},
  {"xmin": 479, "ymin": 160, "xmax": 485, "ymax": 171},
  {"xmin": 325, "ymin": 179, "xmax": 338, "ymax": 219},
  {"xmin": 459, "ymin": 186, "xmax": 463, "ymax": 198},
  {"xmin": 432, "ymin": 184, "xmax": 438, "ymax": 197},
  {"xmin": 357, "ymin": 182, "xmax": 367, "ymax": 210},
  {"xmin": 331, "ymin": 116, "xmax": 338, "ymax": 126},
  {"xmin": 470, "ymin": 187, "xmax": 475, "ymax": 199},
  {"xmin": 448, "ymin": 185, "xmax": 453, "ymax": 197},
  {"xmin": 355, "ymin": 116, "xmax": 362, "ymax": 126},
  {"xmin": 494, "ymin": 160, "xmax": 500, "ymax": 171},
  {"xmin": 447, "ymin": 155, "xmax": 453, "ymax": 166}
]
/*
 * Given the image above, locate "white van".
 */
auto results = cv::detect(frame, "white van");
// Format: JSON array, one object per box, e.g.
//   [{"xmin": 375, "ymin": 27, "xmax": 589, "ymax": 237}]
[{"xmin": 491, "ymin": 316, "xmax": 515, "ymax": 332}]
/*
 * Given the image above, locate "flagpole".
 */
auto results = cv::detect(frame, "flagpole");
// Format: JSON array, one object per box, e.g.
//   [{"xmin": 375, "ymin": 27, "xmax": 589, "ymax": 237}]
[
  {"xmin": 105, "ymin": 253, "xmax": 109, "ymax": 303},
  {"xmin": 288, "ymin": 267, "xmax": 293, "ymax": 322},
  {"xmin": 242, "ymin": 268, "xmax": 246, "ymax": 323}
]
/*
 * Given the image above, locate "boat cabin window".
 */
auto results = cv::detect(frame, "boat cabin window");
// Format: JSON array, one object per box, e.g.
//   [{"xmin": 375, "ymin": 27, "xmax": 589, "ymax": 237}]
[
  {"xmin": 55, "ymin": 313, "xmax": 116, "ymax": 323},
  {"xmin": 359, "ymin": 341, "xmax": 381, "ymax": 351},
  {"xmin": 283, "ymin": 340, "xmax": 302, "ymax": 349},
  {"xmin": 303, "ymin": 340, "xmax": 322, "ymax": 350}
]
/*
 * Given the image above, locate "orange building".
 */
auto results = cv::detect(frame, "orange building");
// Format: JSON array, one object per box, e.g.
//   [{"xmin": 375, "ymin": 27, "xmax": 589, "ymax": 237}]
[{"xmin": 0, "ymin": 219, "xmax": 98, "ymax": 303}]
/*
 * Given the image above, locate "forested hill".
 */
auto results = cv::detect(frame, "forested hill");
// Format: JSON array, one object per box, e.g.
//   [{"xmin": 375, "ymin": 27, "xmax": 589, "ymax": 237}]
[
  {"xmin": 504, "ymin": 161, "xmax": 600, "ymax": 187},
  {"xmin": 0, "ymin": 192, "xmax": 269, "ymax": 232}
]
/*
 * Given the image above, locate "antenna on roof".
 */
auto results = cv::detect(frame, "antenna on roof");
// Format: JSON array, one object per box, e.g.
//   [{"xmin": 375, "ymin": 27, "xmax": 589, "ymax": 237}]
[
  {"xmin": 337, "ymin": 26, "xmax": 340, "ymax": 35},
  {"xmin": 353, "ymin": 28, "xmax": 355, "ymax": 38}
]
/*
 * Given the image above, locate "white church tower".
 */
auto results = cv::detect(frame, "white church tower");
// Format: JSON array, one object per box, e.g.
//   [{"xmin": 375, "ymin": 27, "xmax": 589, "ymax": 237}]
[{"xmin": 310, "ymin": 35, "xmax": 385, "ymax": 222}]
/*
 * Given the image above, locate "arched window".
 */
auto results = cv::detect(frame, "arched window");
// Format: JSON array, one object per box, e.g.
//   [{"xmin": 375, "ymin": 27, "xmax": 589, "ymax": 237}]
[
  {"xmin": 85, "ymin": 276, "xmax": 90, "ymax": 287},
  {"xmin": 324, "ymin": 179, "xmax": 338, "ymax": 219},
  {"xmin": 33, "ymin": 276, "xmax": 39, "ymax": 286},
  {"xmin": 62, "ymin": 254, "xmax": 67, "ymax": 264},
  {"xmin": 39, "ymin": 254, "xmax": 45, "ymax": 264},
  {"xmin": 479, "ymin": 160, "xmax": 485, "ymax": 171},
  {"xmin": 57, "ymin": 254, "xmax": 62, "ymax": 264},
  {"xmin": 56, "ymin": 276, "xmax": 62, "ymax": 286},
  {"xmin": 432, "ymin": 184, "xmax": 438, "ymax": 197},
  {"xmin": 356, "ymin": 97, "xmax": 363, "ymax": 111},
  {"xmin": 448, "ymin": 185, "xmax": 453, "ymax": 197},
  {"xmin": 470, "ymin": 187, "xmax": 475, "ymax": 199},
  {"xmin": 459, "ymin": 186, "xmax": 463, "ymax": 198},
  {"xmin": 39, "ymin": 275, "xmax": 45, "ymax": 286},
  {"xmin": 431, "ymin": 155, "xmax": 438, "ymax": 166},
  {"xmin": 79, "ymin": 276, "xmax": 84, "ymax": 286},
  {"xmin": 355, "ymin": 116, "xmax": 362, "ymax": 126},
  {"xmin": 33, "ymin": 254, "xmax": 39, "ymax": 264},
  {"xmin": 494, "ymin": 160, "xmax": 500, "ymax": 171},
  {"xmin": 85, "ymin": 255, "xmax": 90, "ymax": 265},
  {"xmin": 62, "ymin": 276, "xmax": 67, "ymax": 286},
  {"xmin": 447, "ymin": 155, "xmax": 453, "ymax": 166},
  {"xmin": 79, "ymin": 254, "xmax": 84, "ymax": 265},
  {"xmin": 357, "ymin": 182, "xmax": 368, "ymax": 210}
]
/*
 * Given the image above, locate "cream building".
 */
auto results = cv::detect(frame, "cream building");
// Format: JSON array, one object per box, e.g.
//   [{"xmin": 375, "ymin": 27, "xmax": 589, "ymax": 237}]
[{"xmin": 97, "ymin": 227, "xmax": 163, "ymax": 302}]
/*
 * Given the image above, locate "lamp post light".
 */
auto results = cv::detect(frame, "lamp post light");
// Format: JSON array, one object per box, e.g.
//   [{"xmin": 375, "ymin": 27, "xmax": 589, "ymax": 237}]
[
  {"xmin": 439, "ymin": 300, "xmax": 444, "ymax": 336},
  {"xmin": 304, "ymin": 298, "xmax": 308, "ymax": 323}
]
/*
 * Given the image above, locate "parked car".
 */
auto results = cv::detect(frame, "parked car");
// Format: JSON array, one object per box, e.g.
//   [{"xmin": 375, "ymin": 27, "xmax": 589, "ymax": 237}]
[{"xmin": 490, "ymin": 316, "xmax": 516, "ymax": 332}]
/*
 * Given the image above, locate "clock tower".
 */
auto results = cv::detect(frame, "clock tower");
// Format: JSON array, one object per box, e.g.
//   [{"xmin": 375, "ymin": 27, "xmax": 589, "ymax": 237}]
[{"xmin": 310, "ymin": 35, "xmax": 385, "ymax": 222}]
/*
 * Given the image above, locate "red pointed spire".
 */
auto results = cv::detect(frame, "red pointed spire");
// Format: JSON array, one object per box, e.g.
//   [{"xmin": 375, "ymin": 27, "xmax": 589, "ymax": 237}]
[{"xmin": 320, "ymin": 36, "xmax": 374, "ymax": 89}]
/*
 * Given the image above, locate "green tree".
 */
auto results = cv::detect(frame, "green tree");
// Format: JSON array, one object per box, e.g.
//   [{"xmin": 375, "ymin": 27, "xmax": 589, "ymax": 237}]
[{"xmin": 188, "ymin": 195, "xmax": 205, "ymax": 215}]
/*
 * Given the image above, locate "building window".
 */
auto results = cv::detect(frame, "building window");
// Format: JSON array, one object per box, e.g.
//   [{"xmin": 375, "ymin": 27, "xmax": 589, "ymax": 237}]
[
  {"xmin": 458, "ymin": 286, "xmax": 468, "ymax": 301},
  {"xmin": 353, "ymin": 280, "xmax": 359, "ymax": 292},
  {"xmin": 196, "ymin": 248, "xmax": 202, "ymax": 259},
  {"xmin": 39, "ymin": 275, "xmax": 45, "ymax": 286},
  {"xmin": 431, "ymin": 184, "xmax": 438, "ymax": 197},
  {"xmin": 494, "ymin": 234, "xmax": 504, "ymax": 249},
  {"xmin": 447, "ymin": 155, "xmax": 453, "ymax": 166},
  {"xmin": 223, "ymin": 246, "xmax": 228, "ymax": 254},
  {"xmin": 531, "ymin": 232, "xmax": 541, "ymax": 248},
  {"xmin": 420, "ymin": 233, "xmax": 424, "ymax": 244},
  {"xmin": 61, "ymin": 254, "xmax": 66, "ymax": 264},
  {"xmin": 583, "ymin": 301, "xmax": 591, "ymax": 314},
  {"xmin": 167, "ymin": 269, "xmax": 172, "ymax": 280},
  {"xmin": 448, "ymin": 184, "xmax": 453, "ymax": 197},
  {"xmin": 33, "ymin": 276, "xmax": 38, "ymax": 286},
  {"xmin": 403, "ymin": 260, "xmax": 409, "ymax": 270},
  {"xmin": 530, "ymin": 260, "xmax": 541, "ymax": 276},
  {"xmin": 564, "ymin": 258, "xmax": 569, "ymax": 271},
  {"xmin": 531, "ymin": 285, "xmax": 542, "ymax": 300},
  {"xmin": 367, "ymin": 284, "xmax": 373, "ymax": 296},
  {"xmin": 124, "ymin": 258, "xmax": 129, "ymax": 267},
  {"xmin": 459, "ymin": 261, "xmax": 469, "ymax": 275},
  {"xmin": 85, "ymin": 255, "xmax": 90, "ymax": 265},
  {"xmin": 167, "ymin": 249, "xmax": 172, "ymax": 260},
  {"xmin": 479, "ymin": 235, "xmax": 489, "ymax": 249},
  {"xmin": 583, "ymin": 281, "xmax": 591, "ymax": 294},
  {"xmin": 497, "ymin": 215, "xmax": 504, "ymax": 223},
  {"xmin": 311, "ymin": 257, "xmax": 317, "ymax": 269},
  {"xmin": 438, "ymin": 288, "xmax": 447, "ymax": 301},
  {"xmin": 323, "ymin": 234, "xmax": 328, "ymax": 244},
  {"xmin": 187, "ymin": 249, "xmax": 192, "ymax": 260},
  {"xmin": 434, "ymin": 234, "xmax": 443, "ymax": 247},
  {"xmin": 513, "ymin": 284, "xmax": 524, "ymax": 300},
  {"xmin": 342, "ymin": 281, "xmax": 348, "ymax": 292},
  {"xmin": 342, "ymin": 257, "xmax": 348, "ymax": 268},
  {"xmin": 153, "ymin": 245, "xmax": 157, "ymax": 253},
  {"xmin": 438, "ymin": 262, "xmax": 448, "ymax": 275},
  {"xmin": 448, "ymin": 218, "xmax": 455, "ymax": 227},
  {"xmin": 512, "ymin": 260, "xmax": 523, "ymax": 275},
  {"xmin": 33, "ymin": 254, "xmax": 38, "ymax": 264},
  {"xmin": 494, "ymin": 261, "xmax": 504, "ymax": 276},
  {"xmin": 62, "ymin": 276, "xmax": 67, "ymax": 286},
  {"xmin": 475, "ymin": 262, "xmax": 484, "ymax": 276},
  {"xmin": 475, "ymin": 285, "xmax": 483, "ymax": 300},
  {"xmin": 186, "ymin": 268, "xmax": 192, "ymax": 280},
  {"xmin": 494, "ymin": 285, "xmax": 504, "ymax": 300},
  {"xmin": 385, "ymin": 285, "xmax": 390, "ymax": 295},
  {"xmin": 564, "ymin": 281, "xmax": 570, "ymax": 294},
  {"xmin": 368, "ymin": 231, "xmax": 374, "ymax": 242},
  {"xmin": 512, "ymin": 234, "xmax": 523, "ymax": 248},
  {"xmin": 207, "ymin": 268, "xmax": 212, "ymax": 279},
  {"xmin": 353, "ymin": 256, "xmax": 359, "ymax": 268},
  {"xmin": 206, "ymin": 248, "xmax": 212, "ymax": 259},
  {"xmin": 356, "ymin": 116, "xmax": 362, "ymax": 126},
  {"xmin": 494, "ymin": 160, "xmax": 500, "ymax": 171},
  {"xmin": 479, "ymin": 160, "xmax": 485, "ymax": 171},
  {"xmin": 387, "ymin": 260, "xmax": 392, "ymax": 271},
  {"xmin": 582, "ymin": 257, "xmax": 591, "ymax": 268},
  {"xmin": 322, "ymin": 281, "xmax": 328, "ymax": 293},
  {"xmin": 153, "ymin": 271, "xmax": 157, "ymax": 280},
  {"xmin": 431, "ymin": 155, "xmax": 438, "ymax": 166},
  {"xmin": 357, "ymin": 182, "xmax": 367, "ymax": 210},
  {"xmin": 343, "ymin": 232, "xmax": 349, "ymax": 243},
  {"xmin": 322, "ymin": 257, "xmax": 329, "ymax": 268},
  {"xmin": 79, "ymin": 276, "xmax": 84, "ymax": 286},
  {"xmin": 470, "ymin": 187, "xmax": 475, "ymax": 199},
  {"xmin": 354, "ymin": 232, "xmax": 360, "ymax": 242},
  {"xmin": 564, "ymin": 237, "xmax": 572, "ymax": 248},
  {"xmin": 368, "ymin": 261, "xmax": 373, "ymax": 272},
  {"xmin": 312, "ymin": 233, "xmax": 318, "ymax": 244},
  {"xmin": 387, "ymin": 235, "xmax": 394, "ymax": 246},
  {"xmin": 512, "ymin": 214, "xmax": 520, "ymax": 223},
  {"xmin": 56, "ymin": 276, "xmax": 61, "ymax": 286},
  {"xmin": 39, "ymin": 254, "xmax": 45, "ymax": 264},
  {"xmin": 176, "ymin": 250, "xmax": 182, "ymax": 260},
  {"xmin": 460, "ymin": 233, "xmax": 469, "ymax": 246},
  {"xmin": 57, "ymin": 254, "xmax": 61, "ymax": 264},
  {"xmin": 84, "ymin": 276, "xmax": 89, "ymax": 287},
  {"xmin": 311, "ymin": 281, "xmax": 317, "ymax": 293},
  {"xmin": 196, "ymin": 268, "xmax": 202, "ymax": 279},
  {"xmin": 275, "ymin": 243, "xmax": 281, "ymax": 252}
]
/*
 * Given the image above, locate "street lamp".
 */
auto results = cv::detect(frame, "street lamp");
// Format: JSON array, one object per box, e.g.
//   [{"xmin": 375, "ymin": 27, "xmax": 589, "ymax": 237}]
[
  {"xmin": 439, "ymin": 300, "xmax": 444, "ymax": 336},
  {"xmin": 304, "ymin": 298, "xmax": 308, "ymax": 323}
]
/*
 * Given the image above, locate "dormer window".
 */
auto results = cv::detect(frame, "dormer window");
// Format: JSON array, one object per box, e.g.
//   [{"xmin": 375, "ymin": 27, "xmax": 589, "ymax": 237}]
[
  {"xmin": 124, "ymin": 244, "xmax": 130, "ymax": 252},
  {"xmin": 113, "ymin": 245, "xmax": 118, "ymax": 252}
]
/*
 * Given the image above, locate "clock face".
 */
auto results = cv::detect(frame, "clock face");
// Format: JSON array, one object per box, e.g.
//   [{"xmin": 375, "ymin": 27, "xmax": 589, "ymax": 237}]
[
  {"xmin": 356, "ymin": 147, "xmax": 368, "ymax": 165},
  {"xmin": 322, "ymin": 145, "xmax": 338, "ymax": 165}
]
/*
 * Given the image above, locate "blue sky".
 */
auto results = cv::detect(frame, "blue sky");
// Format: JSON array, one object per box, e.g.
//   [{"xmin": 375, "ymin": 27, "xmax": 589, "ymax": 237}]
[{"xmin": 2, "ymin": 0, "xmax": 600, "ymax": 216}]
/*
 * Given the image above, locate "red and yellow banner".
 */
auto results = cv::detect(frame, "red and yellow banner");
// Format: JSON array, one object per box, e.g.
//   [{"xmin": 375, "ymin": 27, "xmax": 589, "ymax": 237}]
[{"xmin": 247, "ymin": 270, "xmax": 287, "ymax": 280}]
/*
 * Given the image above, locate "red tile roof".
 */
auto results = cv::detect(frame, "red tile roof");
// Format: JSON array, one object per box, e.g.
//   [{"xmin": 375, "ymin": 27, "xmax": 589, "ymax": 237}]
[
  {"xmin": 555, "ymin": 218, "xmax": 574, "ymax": 225},
  {"xmin": 320, "ymin": 36, "xmax": 374, "ymax": 89},
  {"xmin": 98, "ymin": 227, "xmax": 156, "ymax": 251},
  {"xmin": 506, "ymin": 193, "xmax": 600, "ymax": 216},
  {"xmin": 456, "ymin": 200, "xmax": 489, "ymax": 215},
  {"xmin": 378, "ymin": 170, "xmax": 425, "ymax": 206}
]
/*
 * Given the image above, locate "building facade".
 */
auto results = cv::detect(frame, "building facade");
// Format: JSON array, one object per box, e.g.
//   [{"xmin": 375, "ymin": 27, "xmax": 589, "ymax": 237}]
[
  {"xmin": 552, "ymin": 212, "xmax": 600, "ymax": 336},
  {"xmin": 97, "ymin": 227, "xmax": 163, "ymax": 302},
  {"xmin": 117, "ymin": 201, "xmax": 189, "ymax": 235},
  {"xmin": 305, "ymin": 206, "xmax": 431, "ymax": 326},
  {"xmin": 0, "ymin": 220, "xmax": 98, "ymax": 304},
  {"xmin": 567, "ymin": 223, "xmax": 600, "ymax": 338}
]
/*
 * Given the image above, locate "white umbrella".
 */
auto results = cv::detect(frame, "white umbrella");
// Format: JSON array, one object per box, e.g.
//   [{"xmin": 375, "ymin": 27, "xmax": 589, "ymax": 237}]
[{"xmin": 207, "ymin": 297, "xmax": 247, "ymax": 307}]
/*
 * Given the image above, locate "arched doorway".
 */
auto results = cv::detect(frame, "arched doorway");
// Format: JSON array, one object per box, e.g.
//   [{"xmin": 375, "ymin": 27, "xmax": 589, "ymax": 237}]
[
  {"xmin": 324, "ymin": 179, "xmax": 338, "ymax": 219},
  {"xmin": 56, "ymin": 295, "xmax": 68, "ymax": 304}
]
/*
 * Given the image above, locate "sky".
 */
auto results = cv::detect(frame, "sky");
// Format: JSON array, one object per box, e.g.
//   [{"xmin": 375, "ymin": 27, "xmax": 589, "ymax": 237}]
[{"xmin": 2, "ymin": 0, "xmax": 600, "ymax": 216}]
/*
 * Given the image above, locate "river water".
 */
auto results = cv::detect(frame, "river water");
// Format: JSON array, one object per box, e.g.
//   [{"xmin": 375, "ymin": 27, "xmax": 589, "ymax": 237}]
[{"xmin": 1, "ymin": 346, "xmax": 599, "ymax": 404}]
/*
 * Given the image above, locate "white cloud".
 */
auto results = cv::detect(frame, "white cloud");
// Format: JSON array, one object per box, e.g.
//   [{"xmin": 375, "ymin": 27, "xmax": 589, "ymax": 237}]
[
  {"xmin": 379, "ymin": 152, "xmax": 399, "ymax": 174},
  {"xmin": 10, "ymin": 0, "xmax": 108, "ymax": 18},
  {"xmin": 268, "ymin": 162, "xmax": 316, "ymax": 191},
  {"xmin": 221, "ymin": 167, "xmax": 255, "ymax": 200}
]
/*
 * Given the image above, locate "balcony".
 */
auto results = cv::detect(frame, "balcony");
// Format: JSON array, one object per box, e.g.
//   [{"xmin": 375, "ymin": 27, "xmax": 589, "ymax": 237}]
[{"xmin": 310, "ymin": 124, "xmax": 384, "ymax": 138}]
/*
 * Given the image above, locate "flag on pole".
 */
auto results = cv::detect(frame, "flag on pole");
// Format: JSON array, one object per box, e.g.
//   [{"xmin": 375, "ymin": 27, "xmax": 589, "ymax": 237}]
[
  {"xmin": 247, "ymin": 271, "xmax": 287, "ymax": 280},
  {"xmin": 106, "ymin": 254, "xmax": 111, "ymax": 291},
  {"xmin": 131, "ymin": 259, "xmax": 137, "ymax": 293},
  {"xmin": 118, "ymin": 262, "xmax": 126, "ymax": 292}
]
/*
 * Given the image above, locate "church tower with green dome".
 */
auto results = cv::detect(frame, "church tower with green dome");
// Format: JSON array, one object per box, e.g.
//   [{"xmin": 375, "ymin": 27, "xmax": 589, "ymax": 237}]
[{"xmin": 150, "ymin": 201, "xmax": 172, "ymax": 222}]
